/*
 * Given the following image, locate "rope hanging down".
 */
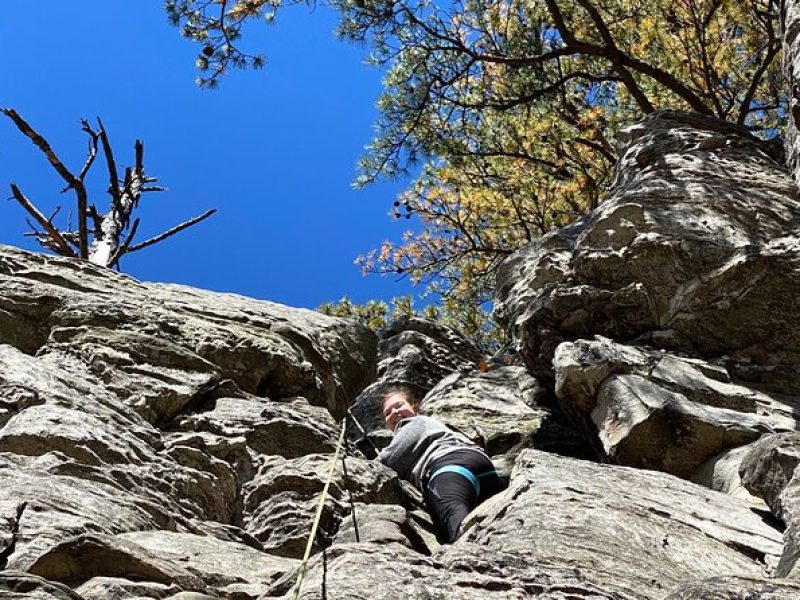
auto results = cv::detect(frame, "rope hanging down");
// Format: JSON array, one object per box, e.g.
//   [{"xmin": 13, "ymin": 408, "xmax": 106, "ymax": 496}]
[
  {"xmin": 341, "ymin": 446, "xmax": 360, "ymax": 544},
  {"xmin": 346, "ymin": 408, "xmax": 379, "ymax": 455},
  {"xmin": 291, "ymin": 420, "xmax": 347, "ymax": 600}
]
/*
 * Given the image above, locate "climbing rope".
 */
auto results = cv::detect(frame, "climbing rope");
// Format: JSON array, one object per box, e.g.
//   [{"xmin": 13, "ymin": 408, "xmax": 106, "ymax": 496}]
[
  {"xmin": 321, "ymin": 547, "xmax": 328, "ymax": 600},
  {"xmin": 290, "ymin": 410, "xmax": 378, "ymax": 599},
  {"xmin": 291, "ymin": 420, "xmax": 347, "ymax": 600},
  {"xmin": 341, "ymin": 442, "xmax": 360, "ymax": 543},
  {"xmin": 346, "ymin": 407, "xmax": 379, "ymax": 455}
]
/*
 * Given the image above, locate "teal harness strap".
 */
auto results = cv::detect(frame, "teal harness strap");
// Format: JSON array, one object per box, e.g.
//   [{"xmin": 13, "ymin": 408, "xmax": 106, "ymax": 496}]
[
  {"xmin": 428, "ymin": 465, "xmax": 498, "ymax": 496},
  {"xmin": 429, "ymin": 465, "xmax": 479, "ymax": 494}
]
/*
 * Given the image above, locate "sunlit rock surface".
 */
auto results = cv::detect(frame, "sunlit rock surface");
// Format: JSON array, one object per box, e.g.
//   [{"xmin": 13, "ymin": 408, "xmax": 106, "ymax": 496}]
[
  {"xmin": 267, "ymin": 451, "xmax": 785, "ymax": 599},
  {"xmin": 495, "ymin": 111, "xmax": 800, "ymax": 397},
  {"xmin": 553, "ymin": 337, "xmax": 798, "ymax": 476},
  {"xmin": 3, "ymin": 108, "xmax": 800, "ymax": 598}
]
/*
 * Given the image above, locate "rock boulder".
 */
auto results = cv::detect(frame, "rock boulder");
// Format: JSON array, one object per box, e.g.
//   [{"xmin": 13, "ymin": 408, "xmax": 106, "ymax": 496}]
[
  {"xmin": 495, "ymin": 111, "xmax": 800, "ymax": 397},
  {"xmin": 553, "ymin": 337, "xmax": 798, "ymax": 477}
]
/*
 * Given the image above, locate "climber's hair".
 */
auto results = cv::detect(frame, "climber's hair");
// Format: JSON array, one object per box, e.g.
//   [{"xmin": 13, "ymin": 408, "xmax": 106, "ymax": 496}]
[{"xmin": 378, "ymin": 383, "xmax": 422, "ymax": 414}]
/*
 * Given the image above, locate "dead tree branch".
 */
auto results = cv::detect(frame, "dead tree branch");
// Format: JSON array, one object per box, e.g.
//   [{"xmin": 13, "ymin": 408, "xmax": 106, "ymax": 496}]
[
  {"xmin": 127, "ymin": 209, "xmax": 217, "ymax": 253},
  {"xmin": 2, "ymin": 108, "xmax": 89, "ymax": 257},
  {"xmin": 9, "ymin": 183, "xmax": 77, "ymax": 257},
  {"xmin": 1, "ymin": 108, "xmax": 216, "ymax": 268}
]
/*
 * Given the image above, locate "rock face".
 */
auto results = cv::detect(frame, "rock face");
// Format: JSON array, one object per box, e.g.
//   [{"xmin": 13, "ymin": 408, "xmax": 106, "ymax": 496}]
[
  {"xmin": 740, "ymin": 433, "xmax": 800, "ymax": 578},
  {"xmin": 377, "ymin": 317, "xmax": 483, "ymax": 390},
  {"xmin": 489, "ymin": 109, "xmax": 800, "ymax": 594},
  {"xmin": 4, "ymin": 109, "xmax": 800, "ymax": 597},
  {"xmin": 421, "ymin": 366, "xmax": 593, "ymax": 463},
  {"xmin": 346, "ymin": 315, "xmax": 484, "ymax": 446},
  {"xmin": 554, "ymin": 337, "xmax": 798, "ymax": 476},
  {"xmin": 663, "ymin": 576, "xmax": 800, "ymax": 599},
  {"xmin": 740, "ymin": 433, "xmax": 800, "ymax": 517},
  {"xmin": 268, "ymin": 451, "xmax": 784, "ymax": 599},
  {"xmin": 0, "ymin": 245, "xmax": 377, "ymax": 419},
  {"xmin": 784, "ymin": 0, "xmax": 800, "ymax": 187},
  {"xmin": 346, "ymin": 317, "xmax": 592, "ymax": 471},
  {"xmin": 495, "ymin": 110, "xmax": 800, "ymax": 397},
  {"xmin": 0, "ymin": 245, "xmax": 380, "ymax": 598}
]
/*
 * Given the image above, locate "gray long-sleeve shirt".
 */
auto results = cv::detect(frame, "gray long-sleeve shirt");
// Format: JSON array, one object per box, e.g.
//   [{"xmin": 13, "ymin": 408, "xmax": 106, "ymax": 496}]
[{"xmin": 378, "ymin": 415, "xmax": 488, "ymax": 490}]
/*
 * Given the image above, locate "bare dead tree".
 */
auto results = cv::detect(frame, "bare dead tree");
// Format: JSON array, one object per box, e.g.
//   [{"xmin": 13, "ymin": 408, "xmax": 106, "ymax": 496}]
[{"xmin": 1, "ymin": 108, "xmax": 216, "ymax": 269}]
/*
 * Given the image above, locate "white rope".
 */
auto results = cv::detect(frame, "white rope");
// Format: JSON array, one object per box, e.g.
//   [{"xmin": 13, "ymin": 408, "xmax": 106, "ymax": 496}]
[{"xmin": 290, "ymin": 420, "xmax": 347, "ymax": 600}]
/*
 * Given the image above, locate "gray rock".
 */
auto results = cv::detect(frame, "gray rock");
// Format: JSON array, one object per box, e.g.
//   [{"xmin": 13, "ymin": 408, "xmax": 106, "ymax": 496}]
[
  {"xmin": 0, "ymin": 457, "xmax": 176, "ymax": 573},
  {"xmin": 691, "ymin": 444, "xmax": 763, "ymax": 501},
  {"xmin": 75, "ymin": 577, "xmax": 181, "ymax": 599},
  {"xmin": 777, "ymin": 476, "xmax": 800, "ymax": 577},
  {"xmin": 740, "ymin": 432, "xmax": 800, "ymax": 515},
  {"xmin": 40, "ymin": 326, "xmax": 220, "ymax": 427},
  {"xmin": 163, "ymin": 431, "xmax": 255, "ymax": 484},
  {"xmin": 173, "ymin": 396, "xmax": 338, "ymax": 460},
  {"xmin": 269, "ymin": 449, "xmax": 783, "ymax": 599},
  {"xmin": 0, "ymin": 571, "xmax": 83, "ymax": 600},
  {"xmin": 377, "ymin": 317, "xmax": 483, "ymax": 389},
  {"xmin": 332, "ymin": 503, "xmax": 433, "ymax": 553},
  {"xmin": 454, "ymin": 450, "xmax": 782, "ymax": 597},
  {"xmin": 420, "ymin": 366, "xmax": 592, "ymax": 460},
  {"xmin": 739, "ymin": 433, "xmax": 800, "ymax": 578},
  {"xmin": 267, "ymin": 542, "xmax": 624, "ymax": 599},
  {"xmin": 784, "ymin": 0, "xmax": 800, "ymax": 186},
  {"xmin": 116, "ymin": 531, "xmax": 295, "ymax": 590},
  {"xmin": 494, "ymin": 111, "xmax": 800, "ymax": 396},
  {"xmin": 0, "ymin": 244, "xmax": 377, "ymax": 418},
  {"xmin": 554, "ymin": 337, "xmax": 797, "ymax": 477},
  {"xmin": 663, "ymin": 576, "xmax": 800, "ymax": 599},
  {"xmin": 25, "ymin": 531, "xmax": 295, "ymax": 597},
  {"xmin": 219, "ymin": 582, "xmax": 269, "ymax": 600},
  {"xmin": 0, "ymin": 345, "xmax": 238, "ymax": 546},
  {"xmin": 0, "ymin": 246, "xmax": 375, "ymax": 593},
  {"xmin": 2, "ymin": 222, "xmax": 795, "ymax": 598},
  {"xmin": 26, "ymin": 534, "xmax": 206, "ymax": 591},
  {"xmin": 242, "ymin": 453, "xmax": 403, "ymax": 557},
  {"xmin": 346, "ymin": 317, "xmax": 484, "ymax": 449}
]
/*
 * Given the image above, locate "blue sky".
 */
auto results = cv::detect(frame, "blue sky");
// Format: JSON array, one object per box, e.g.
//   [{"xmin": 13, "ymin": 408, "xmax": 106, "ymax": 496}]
[{"xmin": 0, "ymin": 1, "xmax": 416, "ymax": 309}]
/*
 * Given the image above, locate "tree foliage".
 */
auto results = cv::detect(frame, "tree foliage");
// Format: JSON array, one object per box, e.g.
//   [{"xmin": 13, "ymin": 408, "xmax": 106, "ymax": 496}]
[
  {"xmin": 318, "ymin": 295, "xmax": 420, "ymax": 330},
  {"xmin": 168, "ymin": 0, "xmax": 785, "ymax": 330},
  {"xmin": 165, "ymin": 0, "xmax": 273, "ymax": 87},
  {"xmin": 343, "ymin": 0, "xmax": 784, "ymax": 299},
  {"xmin": 318, "ymin": 294, "xmax": 505, "ymax": 351}
]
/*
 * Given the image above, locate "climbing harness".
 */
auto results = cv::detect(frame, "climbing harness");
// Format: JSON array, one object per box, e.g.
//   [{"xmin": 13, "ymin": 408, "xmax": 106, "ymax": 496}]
[
  {"xmin": 291, "ymin": 420, "xmax": 346, "ymax": 600},
  {"xmin": 427, "ymin": 465, "xmax": 499, "ymax": 496}
]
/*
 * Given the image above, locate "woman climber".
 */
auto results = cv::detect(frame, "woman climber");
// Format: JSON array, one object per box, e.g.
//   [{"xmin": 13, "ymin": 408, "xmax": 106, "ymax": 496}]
[{"xmin": 376, "ymin": 385, "xmax": 506, "ymax": 544}]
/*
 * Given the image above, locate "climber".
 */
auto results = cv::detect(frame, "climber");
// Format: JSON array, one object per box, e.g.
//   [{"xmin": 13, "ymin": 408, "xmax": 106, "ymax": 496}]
[{"xmin": 374, "ymin": 385, "xmax": 506, "ymax": 544}]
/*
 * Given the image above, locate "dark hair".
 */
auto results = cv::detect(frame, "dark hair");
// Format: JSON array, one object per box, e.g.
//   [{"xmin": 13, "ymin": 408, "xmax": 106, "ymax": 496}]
[{"xmin": 378, "ymin": 383, "xmax": 422, "ymax": 414}]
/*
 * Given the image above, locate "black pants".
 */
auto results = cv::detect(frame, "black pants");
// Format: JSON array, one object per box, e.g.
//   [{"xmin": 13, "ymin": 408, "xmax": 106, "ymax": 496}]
[{"xmin": 423, "ymin": 450, "xmax": 505, "ymax": 544}]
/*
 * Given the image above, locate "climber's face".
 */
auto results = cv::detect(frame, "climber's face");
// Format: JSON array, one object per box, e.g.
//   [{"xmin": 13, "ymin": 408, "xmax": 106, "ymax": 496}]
[{"xmin": 382, "ymin": 392, "xmax": 417, "ymax": 432}]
